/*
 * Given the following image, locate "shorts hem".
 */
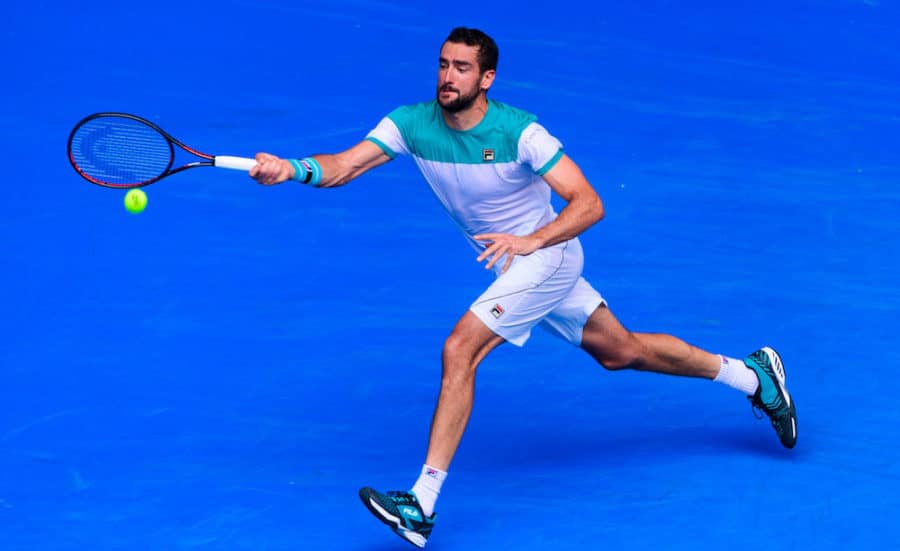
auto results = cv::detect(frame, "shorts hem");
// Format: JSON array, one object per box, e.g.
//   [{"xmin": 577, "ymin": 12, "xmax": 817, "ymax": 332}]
[
  {"xmin": 572, "ymin": 296, "xmax": 607, "ymax": 346},
  {"xmin": 469, "ymin": 307, "xmax": 528, "ymax": 347}
]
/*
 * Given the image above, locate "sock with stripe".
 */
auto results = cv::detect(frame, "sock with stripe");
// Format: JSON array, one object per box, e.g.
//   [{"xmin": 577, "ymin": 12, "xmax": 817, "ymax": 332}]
[
  {"xmin": 714, "ymin": 355, "xmax": 760, "ymax": 395},
  {"xmin": 410, "ymin": 465, "xmax": 446, "ymax": 517}
]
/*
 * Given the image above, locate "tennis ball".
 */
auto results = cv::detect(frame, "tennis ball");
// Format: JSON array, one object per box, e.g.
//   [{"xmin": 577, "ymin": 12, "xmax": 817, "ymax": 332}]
[{"xmin": 124, "ymin": 189, "xmax": 148, "ymax": 214}]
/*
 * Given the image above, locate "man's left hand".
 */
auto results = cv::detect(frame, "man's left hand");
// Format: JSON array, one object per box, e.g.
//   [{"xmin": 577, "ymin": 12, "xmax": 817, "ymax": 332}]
[{"xmin": 474, "ymin": 233, "xmax": 541, "ymax": 273}]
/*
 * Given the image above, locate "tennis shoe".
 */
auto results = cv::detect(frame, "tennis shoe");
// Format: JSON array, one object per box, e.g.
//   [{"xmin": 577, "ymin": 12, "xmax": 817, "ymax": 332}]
[
  {"xmin": 744, "ymin": 346, "xmax": 797, "ymax": 448},
  {"xmin": 359, "ymin": 487, "xmax": 435, "ymax": 548}
]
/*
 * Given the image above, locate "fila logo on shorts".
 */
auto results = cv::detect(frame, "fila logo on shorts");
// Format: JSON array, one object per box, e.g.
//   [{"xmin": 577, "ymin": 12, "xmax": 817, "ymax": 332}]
[
  {"xmin": 482, "ymin": 148, "xmax": 495, "ymax": 161},
  {"xmin": 490, "ymin": 304, "xmax": 505, "ymax": 318}
]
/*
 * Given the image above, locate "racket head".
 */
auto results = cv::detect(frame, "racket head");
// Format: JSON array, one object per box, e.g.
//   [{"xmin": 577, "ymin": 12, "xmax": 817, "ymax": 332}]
[{"xmin": 68, "ymin": 113, "xmax": 208, "ymax": 189}]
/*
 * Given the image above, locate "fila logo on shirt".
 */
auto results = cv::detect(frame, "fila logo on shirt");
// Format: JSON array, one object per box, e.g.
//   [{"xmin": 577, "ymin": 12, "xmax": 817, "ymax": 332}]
[
  {"xmin": 482, "ymin": 148, "xmax": 495, "ymax": 161},
  {"xmin": 490, "ymin": 304, "xmax": 505, "ymax": 318}
]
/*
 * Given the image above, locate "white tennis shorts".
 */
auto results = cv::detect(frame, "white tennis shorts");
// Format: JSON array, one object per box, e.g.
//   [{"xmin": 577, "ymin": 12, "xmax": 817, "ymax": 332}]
[{"xmin": 469, "ymin": 238, "xmax": 605, "ymax": 347}]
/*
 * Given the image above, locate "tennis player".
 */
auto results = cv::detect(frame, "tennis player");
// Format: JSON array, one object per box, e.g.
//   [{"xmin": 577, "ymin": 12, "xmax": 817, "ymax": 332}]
[{"xmin": 250, "ymin": 27, "xmax": 798, "ymax": 548}]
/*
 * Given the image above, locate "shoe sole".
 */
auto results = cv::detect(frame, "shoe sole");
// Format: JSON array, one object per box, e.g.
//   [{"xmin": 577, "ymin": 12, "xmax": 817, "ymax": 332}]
[
  {"xmin": 761, "ymin": 346, "xmax": 797, "ymax": 447},
  {"xmin": 761, "ymin": 347, "xmax": 788, "ymax": 404},
  {"xmin": 359, "ymin": 490, "xmax": 427, "ymax": 548}
]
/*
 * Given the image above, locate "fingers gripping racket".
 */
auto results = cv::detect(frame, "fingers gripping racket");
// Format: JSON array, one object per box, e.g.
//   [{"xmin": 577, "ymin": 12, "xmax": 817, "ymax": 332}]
[{"xmin": 67, "ymin": 112, "xmax": 256, "ymax": 189}]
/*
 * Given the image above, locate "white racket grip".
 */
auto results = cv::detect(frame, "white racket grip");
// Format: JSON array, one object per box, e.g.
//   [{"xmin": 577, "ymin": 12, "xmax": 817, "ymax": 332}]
[{"xmin": 214, "ymin": 156, "xmax": 257, "ymax": 171}]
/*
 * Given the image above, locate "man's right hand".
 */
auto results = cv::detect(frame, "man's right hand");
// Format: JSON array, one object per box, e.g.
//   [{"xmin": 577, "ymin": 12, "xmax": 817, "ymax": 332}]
[{"xmin": 249, "ymin": 152, "xmax": 294, "ymax": 185}]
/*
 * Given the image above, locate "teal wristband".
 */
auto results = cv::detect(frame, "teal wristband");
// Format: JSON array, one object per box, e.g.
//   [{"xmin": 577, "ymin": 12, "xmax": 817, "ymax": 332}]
[{"xmin": 288, "ymin": 157, "xmax": 323, "ymax": 186}]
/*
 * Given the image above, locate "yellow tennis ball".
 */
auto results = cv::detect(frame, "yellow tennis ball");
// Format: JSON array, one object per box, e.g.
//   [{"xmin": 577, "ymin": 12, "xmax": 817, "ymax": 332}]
[{"xmin": 124, "ymin": 189, "xmax": 148, "ymax": 213}]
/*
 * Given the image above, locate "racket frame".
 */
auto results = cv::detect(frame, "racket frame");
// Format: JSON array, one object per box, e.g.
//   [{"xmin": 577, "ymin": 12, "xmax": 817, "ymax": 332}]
[{"xmin": 68, "ymin": 112, "xmax": 227, "ymax": 189}]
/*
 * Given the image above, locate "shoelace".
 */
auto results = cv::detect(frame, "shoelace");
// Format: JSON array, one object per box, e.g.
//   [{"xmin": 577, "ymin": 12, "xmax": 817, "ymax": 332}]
[
  {"xmin": 749, "ymin": 396, "xmax": 791, "ymax": 438},
  {"xmin": 386, "ymin": 491, "xmax": 417, "ymax": 505},
  {"xmin": 750, "ymin": 400, "xmax": 764, "ymax": 420}
]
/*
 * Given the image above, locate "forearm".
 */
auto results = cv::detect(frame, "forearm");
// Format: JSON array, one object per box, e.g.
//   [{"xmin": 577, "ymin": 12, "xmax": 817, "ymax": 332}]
[
  {"xmin": 273, "ymin": 141, "xmax": 389, "ymax": 188},
  {"xmin": 307, "ymin": 154, "xmax": 365, "ymax": 188},
  {"xmin": 529, "ymin": 192, "xmax": 604, "ymax": 249},
  {"xmin": 282, "ymin": 155, "xmax": 347, "ymax": 188}
]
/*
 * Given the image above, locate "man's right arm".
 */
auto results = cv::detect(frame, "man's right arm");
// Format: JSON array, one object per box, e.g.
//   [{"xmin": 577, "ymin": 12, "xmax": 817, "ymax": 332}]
[{"xmin": 250, "ymin": 139, "xmax": 392, "ymax": 187}]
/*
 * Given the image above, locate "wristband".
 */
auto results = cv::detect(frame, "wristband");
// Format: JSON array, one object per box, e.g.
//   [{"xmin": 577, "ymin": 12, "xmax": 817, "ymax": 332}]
[{"xmin": 288, "ymin": 157, "xmax": 323, "ymax": 186}]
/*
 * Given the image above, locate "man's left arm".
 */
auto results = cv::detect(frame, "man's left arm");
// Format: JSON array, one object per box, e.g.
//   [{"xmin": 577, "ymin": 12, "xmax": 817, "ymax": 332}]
[{"xmin": 475, "ymin": 154, "xmax": 604, "ymax": 272}]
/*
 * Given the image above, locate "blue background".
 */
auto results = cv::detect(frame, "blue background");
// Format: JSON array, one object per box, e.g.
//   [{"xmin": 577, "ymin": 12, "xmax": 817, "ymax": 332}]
[{"xmin": 3, "ymin": 1, "xmax": 900, "ymax": 549}]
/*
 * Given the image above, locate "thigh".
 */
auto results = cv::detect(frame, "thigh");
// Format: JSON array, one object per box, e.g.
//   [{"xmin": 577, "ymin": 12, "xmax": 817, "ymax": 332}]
[
  {"xmin": 469, "ymin": 240, "xmax": 582, "ymax": 347},
  {"xmin": 579, "ymin": 304, "xmax": 636, "ymax": 361},
  {"xmin": 445, "ymin": 311, "xmax": 507, "ymax": 367},
  {"xmin": 540, "ymin": 277, "xmax": 606, "ymax": 346}
]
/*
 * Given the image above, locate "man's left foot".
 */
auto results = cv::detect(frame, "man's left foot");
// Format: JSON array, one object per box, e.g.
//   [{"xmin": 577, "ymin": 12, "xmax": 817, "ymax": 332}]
[
  {"xmin": 359, "ymin": 487, "xmax": 435, "ymax": 548},
  {"xmin": 744, "ymin": 346, "xmax": 798, "ymax": 448}
]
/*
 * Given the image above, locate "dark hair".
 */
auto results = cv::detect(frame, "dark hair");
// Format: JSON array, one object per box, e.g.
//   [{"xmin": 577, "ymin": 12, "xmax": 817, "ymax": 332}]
[{"xmin": 444, "ymin": 27, "xmax": 499, "ymax": 73}]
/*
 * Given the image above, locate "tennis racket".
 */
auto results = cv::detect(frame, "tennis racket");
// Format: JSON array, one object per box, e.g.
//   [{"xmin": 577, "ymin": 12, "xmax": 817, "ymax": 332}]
[{"xmin": 67, "ymin": 112, "xmax": 257, "ymax": 189}]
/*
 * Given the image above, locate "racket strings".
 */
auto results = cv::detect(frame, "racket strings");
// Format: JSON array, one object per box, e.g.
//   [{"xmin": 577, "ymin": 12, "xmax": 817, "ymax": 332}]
[{"xmin": 69, "ymin": 117, "xmax": 173, "ymax": 186}]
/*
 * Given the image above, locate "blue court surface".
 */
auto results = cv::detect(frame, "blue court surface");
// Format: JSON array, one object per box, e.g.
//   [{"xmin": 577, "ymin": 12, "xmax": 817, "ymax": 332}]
[{"xmin": 4, "ymin": 1, "xmax": 900, "ymax": 549}]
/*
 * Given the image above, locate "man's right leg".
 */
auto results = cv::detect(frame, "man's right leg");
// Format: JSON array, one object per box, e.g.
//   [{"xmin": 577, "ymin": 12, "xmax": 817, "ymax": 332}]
[
  {"xmin": 359, "ymin": 311, "xmax": 504, "ymax": 548},
  {"xmin": 425, "ymin": 311, "xmax": 506, "ymax": 470}
]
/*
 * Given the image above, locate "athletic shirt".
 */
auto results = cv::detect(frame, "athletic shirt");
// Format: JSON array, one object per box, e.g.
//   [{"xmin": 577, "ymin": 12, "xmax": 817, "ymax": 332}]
[{"xmin": 365, "ymin": 99, "xmax": 565, "ymax": 252}]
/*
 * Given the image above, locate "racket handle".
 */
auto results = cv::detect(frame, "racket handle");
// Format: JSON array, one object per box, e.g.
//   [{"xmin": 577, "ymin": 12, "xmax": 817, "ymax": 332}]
[{"xmin": 214, "ymin": 156, "xmax": 257, "ymax": 171}]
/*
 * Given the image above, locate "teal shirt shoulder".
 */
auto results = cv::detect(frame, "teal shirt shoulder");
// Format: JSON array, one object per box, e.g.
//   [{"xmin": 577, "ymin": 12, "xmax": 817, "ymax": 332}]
[{"xmin": 384, "ymin": 100, "xmax": 539, "ymax": 164}]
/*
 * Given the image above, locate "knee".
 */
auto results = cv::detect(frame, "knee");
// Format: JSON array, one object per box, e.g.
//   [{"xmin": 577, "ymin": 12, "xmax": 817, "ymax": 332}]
[
  {"xmin": 590, "ymin": 336, "xmax": 642, "ymax": 371},
  {"xmin": 596, "ymin": 353, "xmax": 639, "ymax": 371},
  {"xmin": 442, "ymin": 332, "xmax": 467, "ymax": 363},
  {"xmin": 441, "ymin": 333, "xmax": 477, "ymax": 382}
]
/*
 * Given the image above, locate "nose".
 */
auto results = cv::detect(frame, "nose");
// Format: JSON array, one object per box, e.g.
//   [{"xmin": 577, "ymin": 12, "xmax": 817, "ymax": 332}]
[{"xmin": 439, "ymin": 66, "xmax": 453, "ymax": 85}]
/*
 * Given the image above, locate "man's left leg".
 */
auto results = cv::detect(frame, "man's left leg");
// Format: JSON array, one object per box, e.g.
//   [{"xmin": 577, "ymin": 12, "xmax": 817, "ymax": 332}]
[
  {"xmin": 578, "ymin": 304, "xmax": 797, "ymax": 448},
  {"xmin": 578, "ymin": 304, "xmax": 723, "ymax": 378}
]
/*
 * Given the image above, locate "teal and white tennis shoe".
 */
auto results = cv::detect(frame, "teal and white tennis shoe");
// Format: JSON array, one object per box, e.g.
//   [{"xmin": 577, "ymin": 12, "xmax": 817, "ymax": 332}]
[
  {"xmin": 744, "ymin": 346, "xmax": 797, "ymax": 448},
  {"xmin": 359, "ymin": 487, "xmax": 436, "ymax": 548}
]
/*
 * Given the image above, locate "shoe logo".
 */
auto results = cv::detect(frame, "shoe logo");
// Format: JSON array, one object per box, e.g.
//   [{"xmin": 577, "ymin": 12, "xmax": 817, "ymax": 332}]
[
  {"xmin": 490, "ymin": 304, "xmax": 504, "ymax": 318},
  {"xmin": 401, "ymin": 506, "xmax": 422, "ymax": 520}
]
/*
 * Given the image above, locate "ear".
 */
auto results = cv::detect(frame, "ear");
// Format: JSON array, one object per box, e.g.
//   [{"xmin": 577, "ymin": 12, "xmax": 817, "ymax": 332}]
[{"xmin": 479, "ymin": 69, "xmax": 496, "ymax": 92}]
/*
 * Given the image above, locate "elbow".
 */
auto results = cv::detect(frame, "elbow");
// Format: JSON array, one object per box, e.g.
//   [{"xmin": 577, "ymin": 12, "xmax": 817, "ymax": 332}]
[{"xmin": 591, "ymin": 194, "xmax": 605, "ymax": 224}]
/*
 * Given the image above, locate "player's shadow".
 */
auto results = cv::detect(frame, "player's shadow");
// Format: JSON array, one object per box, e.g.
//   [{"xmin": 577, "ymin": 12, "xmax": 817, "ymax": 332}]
[
  {"xmin": 349, "ymin": 542, "xmax": 452, "ymax": 551},
  {"xmin": 463, "ymin": 415, "xmax": 801, "ymax": 469}
]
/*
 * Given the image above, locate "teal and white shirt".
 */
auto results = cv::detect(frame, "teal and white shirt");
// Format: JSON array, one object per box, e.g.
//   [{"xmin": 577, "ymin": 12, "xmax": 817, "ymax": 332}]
[{"xmin": 366, "ymin": 99, "xmax": 566, "ymax": 251}]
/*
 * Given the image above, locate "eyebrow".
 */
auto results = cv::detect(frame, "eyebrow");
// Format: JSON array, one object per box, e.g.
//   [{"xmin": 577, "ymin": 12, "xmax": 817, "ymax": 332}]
[{"xmin": 439, "ymin": 57, "xmax": 474, "ymax": 68}]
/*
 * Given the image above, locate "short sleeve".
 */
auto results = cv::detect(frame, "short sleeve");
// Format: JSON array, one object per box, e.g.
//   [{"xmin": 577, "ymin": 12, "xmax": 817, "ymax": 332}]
[
  {"xmin": 366, "ymin": 116, "xmax": 409, "ymax": 159},
  {"xmin": 518, "ymin": 122, "xmax": 564, "ymax": 176}
]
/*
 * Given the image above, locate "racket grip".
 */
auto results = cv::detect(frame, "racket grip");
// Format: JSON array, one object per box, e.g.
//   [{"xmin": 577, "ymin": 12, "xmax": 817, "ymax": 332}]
[{"xmin": 214, "ymin": 156, "xmax": 257, "ymax": 171}]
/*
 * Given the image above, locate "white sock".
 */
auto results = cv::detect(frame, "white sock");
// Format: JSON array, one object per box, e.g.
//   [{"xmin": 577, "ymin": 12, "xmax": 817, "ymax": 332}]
[
  {"xmin": 410, "ymin": 465, "xmax": 446, "ymax": 517},
  {"xmin": 714, "ymin": 355, "xmax": 760, "ymax": 395}
]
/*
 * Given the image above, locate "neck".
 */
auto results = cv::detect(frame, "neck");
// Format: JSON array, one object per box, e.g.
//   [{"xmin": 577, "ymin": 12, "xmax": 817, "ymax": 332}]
[{"xmin": 442, "ymin": 95, "xmax": 489, "ymax": 131}]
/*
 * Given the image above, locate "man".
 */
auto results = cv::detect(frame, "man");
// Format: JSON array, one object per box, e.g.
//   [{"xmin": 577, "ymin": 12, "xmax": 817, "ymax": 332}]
[{"xmin": 250, "ymin": 27, "xmax": 797, "ymax": 549}]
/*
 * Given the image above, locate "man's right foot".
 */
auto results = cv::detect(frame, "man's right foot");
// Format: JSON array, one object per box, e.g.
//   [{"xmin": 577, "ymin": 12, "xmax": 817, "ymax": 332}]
[
  {"xmin": 359, "ymin": 487, "xmax": 435, "ymax": 548},
  {"xmin": 744, "ymin": 346, "xmax": 798, "ymax": 448}
]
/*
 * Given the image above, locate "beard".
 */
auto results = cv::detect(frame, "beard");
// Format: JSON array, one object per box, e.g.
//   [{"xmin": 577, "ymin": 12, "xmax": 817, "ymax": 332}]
[{"xmin": 437, "ymin": 84, "xmax": 481, "ymax": 114}]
